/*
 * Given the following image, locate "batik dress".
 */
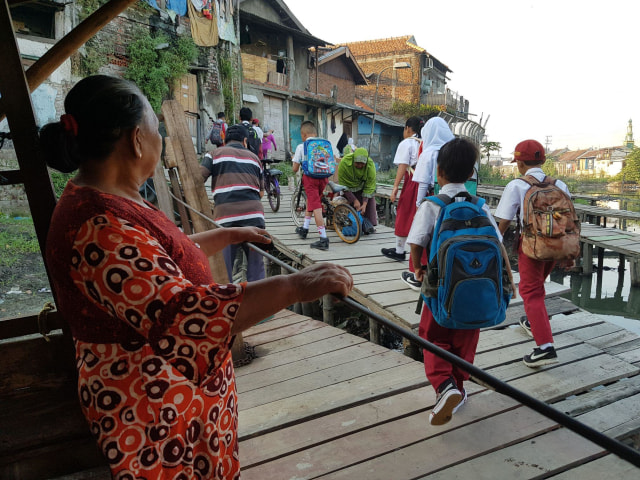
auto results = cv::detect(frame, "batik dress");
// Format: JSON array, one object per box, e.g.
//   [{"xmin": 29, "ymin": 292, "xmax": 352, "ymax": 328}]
[{"xmin": 46, "ymin": 182, "xmax": 244, "ymax": 480}]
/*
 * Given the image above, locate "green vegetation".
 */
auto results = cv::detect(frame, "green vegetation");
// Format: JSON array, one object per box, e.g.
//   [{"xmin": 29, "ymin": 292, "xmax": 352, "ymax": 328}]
[
  {"xmin": 480, "ymin": 141, "xmax": 501, "ymax": 164},
  {"xmin": 125, "ymin": 32, "xmax": 198, "ymax": 112},
  {"xmin": 0, "ymin": 214, "xmax": 40, "ymax": 268},
  {"xmin": 376, "ymin": 167, "xmax": 398, "ymax": 185},
  {"xmin": 49, "ymin": 171, "xmax": 74, "ymax": 198},
  {"xmin": 218, "ymin": 53, "xmax": 238, "ymax": 121},
  {"xmin": 276, "ymin": 161, "xmax": 295, "ymax": 186},
  {"xmin": 478, "ymin": 163, "xmax": 513, "ymax": 186},
  {"xmin": 618, "ymin": 147, "xmax": 640, "ymax": 183},
  {"xmin": 390, "ymin": 101, "xmax": 443, "ymax": 120}
]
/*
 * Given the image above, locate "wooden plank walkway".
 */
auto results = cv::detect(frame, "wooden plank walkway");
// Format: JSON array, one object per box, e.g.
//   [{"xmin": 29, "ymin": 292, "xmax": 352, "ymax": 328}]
[
  {"xmin": 236, "ymin": 307, "xmax": 640, "ymax": 479},
  {"xmin": 263, "ymin": 188, "xmax": 570, "ymax": 332}
]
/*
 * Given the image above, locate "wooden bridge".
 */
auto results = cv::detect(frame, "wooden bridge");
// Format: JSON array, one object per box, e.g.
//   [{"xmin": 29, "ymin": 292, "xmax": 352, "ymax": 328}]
[
  {"xmin": 232, "ymin": 189, "xmax": 640, "ymax": 478},
  {"xmin": 234, "ymin": 306, "xmax": 640, "ymax": 479}
]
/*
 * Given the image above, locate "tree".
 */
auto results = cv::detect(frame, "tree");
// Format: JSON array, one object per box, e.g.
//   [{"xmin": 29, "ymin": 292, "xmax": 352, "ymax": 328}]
[
  {"xmin": 542, "ymin": 159, "xmax": 557, "ymax": 177},
  {"xmin": 480, "ymin": 141, "xmax": 501, "ymax": 164},
  {"xmin": 618, "ymin": 147, "xmax": 640, "ymax": 183}
]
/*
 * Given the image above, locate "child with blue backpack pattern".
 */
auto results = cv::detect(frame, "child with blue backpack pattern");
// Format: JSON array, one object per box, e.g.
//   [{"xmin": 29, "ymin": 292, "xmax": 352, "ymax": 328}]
[
  {"xmin": 407, "ymin": 137, "xmax": 503, "ymax": 426},
  {"xmin": 292, "ymin": 121, "xmax": 331, "ymax": 250}
]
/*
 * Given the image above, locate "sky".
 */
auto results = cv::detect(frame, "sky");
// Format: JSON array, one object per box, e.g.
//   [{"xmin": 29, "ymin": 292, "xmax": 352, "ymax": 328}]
[{"xmin": 283, "ymin": 0, "xmax": 640, "ymax": 157}]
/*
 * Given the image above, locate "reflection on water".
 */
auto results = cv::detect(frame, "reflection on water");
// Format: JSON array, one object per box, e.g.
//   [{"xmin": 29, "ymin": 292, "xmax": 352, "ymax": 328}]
[{"xmin": 551, "ymin": 257, "xmax": 640, "ymax": 335}]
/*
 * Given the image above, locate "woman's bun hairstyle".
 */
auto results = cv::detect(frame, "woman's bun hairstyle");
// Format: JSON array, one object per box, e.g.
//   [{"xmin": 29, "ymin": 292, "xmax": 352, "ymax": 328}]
[{"xmin": 40, "ymin": 75, "xmax": 146, "ymax": 172}]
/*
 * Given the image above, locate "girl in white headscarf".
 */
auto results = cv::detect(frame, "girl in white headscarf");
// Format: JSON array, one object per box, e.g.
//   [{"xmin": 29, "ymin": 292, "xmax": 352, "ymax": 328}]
[{"xmin": 412, "ymin": 117, "xmax": 454, "ymax": 206}]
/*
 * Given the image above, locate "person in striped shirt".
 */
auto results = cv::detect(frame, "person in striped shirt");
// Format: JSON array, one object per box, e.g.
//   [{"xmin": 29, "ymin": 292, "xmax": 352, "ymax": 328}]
[{"xmin": 201, "ymin": 123, "xmax": 266, "ymax": 282}]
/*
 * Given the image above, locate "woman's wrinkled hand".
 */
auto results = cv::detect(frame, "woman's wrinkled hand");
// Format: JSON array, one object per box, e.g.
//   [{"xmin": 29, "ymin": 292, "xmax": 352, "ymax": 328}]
[{"xmin": 293, "ymin": 263, "xmax": 353, "ymax": 303}]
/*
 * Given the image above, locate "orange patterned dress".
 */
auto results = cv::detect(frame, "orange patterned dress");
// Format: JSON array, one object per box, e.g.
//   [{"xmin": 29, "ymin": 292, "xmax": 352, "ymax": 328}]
[{"xmin": 46, "ymin": 182, "xmax": 243, "ymax": 479}]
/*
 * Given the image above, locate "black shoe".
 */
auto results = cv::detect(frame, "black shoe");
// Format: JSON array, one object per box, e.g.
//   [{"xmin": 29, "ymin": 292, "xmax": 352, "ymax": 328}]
[
  {"xmin": 295, "ymin": 226, "xmax": 308, "ymax": 239},
  {"xmin": 519, "ymin": 316, "xmax": 533, "ymax": 337},
  {"xmin": 429, "ymin": 378, "xmax": 462, "ymax": 426},
  {"xmin": 381, "ymin": 247, "xmax": 406, "ymax": 261},
  {"xmin": 310, "ymin": 238, "xmax": 329, "ymax": 251},
  {"xmin": 401, "ymin": 271, "xmax": 421, "ymax": 291},
  {"xmin": 523, "ymin": 346, "xmax": 558, "ymax": 368}
]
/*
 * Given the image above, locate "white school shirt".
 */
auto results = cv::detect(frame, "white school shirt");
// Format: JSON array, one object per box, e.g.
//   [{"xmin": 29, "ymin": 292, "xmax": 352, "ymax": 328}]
[
  {"xmin": 494, "ymin": 167, "xmax": 570, "ymax": 226},
  {"xmin": 407, "ymin": 183, "xmax": 502, "ymax": 249},
  {"xmin": 393, "ymin": 135, "xmax": 420, "ymax": 167},
  {"xmin": 292, "ymin": 143, "xmax": 304, "ymax": 164}
]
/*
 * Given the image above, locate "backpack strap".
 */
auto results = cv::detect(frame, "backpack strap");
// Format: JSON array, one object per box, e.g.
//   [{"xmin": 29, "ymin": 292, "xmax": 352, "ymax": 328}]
[{"xmin": 517, "ymin": 174, "xmax": 556, "ymax": 187}]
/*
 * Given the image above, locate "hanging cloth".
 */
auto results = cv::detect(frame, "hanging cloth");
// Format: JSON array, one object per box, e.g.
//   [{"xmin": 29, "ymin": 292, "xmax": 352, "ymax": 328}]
[{"xmin": 187, "ymin": 0, "xmax": 219, "ymax": 47}]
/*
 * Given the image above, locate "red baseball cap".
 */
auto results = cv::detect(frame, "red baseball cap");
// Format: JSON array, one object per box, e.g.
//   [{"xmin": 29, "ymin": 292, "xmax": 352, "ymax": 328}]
[{"xmin": 511, "ymin": 139, "xmax": 545, "ymax": 163}]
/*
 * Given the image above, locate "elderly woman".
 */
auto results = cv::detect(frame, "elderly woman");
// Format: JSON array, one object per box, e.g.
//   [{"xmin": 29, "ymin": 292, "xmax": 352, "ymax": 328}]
[
  {"xmin": 41, "ymin": 75, "xmax": 353, "ymax": 479},
  {"xmin": 337, "ymin": 147, "xmax": 378, "ymax": 230}
]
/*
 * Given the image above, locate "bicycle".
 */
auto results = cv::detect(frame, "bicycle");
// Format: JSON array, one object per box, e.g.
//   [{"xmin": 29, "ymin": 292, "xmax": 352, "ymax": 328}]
[
  {"xmin": 261, "ymin": 158, "xmax": 282, "ymax": 212},
  {"xmin": 290, "ymin": 178, "xmax": 362, "ymax": 244}
]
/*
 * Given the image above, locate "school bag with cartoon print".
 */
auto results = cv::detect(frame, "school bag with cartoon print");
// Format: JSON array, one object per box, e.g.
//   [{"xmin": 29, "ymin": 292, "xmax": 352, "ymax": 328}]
[
  {"xmin": 301, "ymin": 137, "xmax": 336, "ymax": 178},
  {"xmin": 517, "ymin": 175, "xmax": 581, "ymax": 261},
  {"xmin": 420, "ymin": 192, "xmax": 514, "ymax": 329}
]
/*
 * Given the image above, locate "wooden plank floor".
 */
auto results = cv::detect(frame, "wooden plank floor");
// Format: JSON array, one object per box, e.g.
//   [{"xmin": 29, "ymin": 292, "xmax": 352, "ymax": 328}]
[
  {"xmin": 237, "ymin": 307, "xmax": 640, "ymax": 479},
  {"xmin": 263, "ymin": 189, "xmax": 570, "ymax": 331}
]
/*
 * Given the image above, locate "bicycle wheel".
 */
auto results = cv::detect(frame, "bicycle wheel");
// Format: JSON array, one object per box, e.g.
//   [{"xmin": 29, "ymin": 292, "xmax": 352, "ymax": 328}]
[
  {"xmin": 290, "ymin": 185, "xmax": 307, "ymax": 227},
  {"xmin": 333, "ymin": 204, "xmax": 361, "ymax": 244},
  {"xmin": 267, "ymin": 177, "xmax": 280, "ymax": 212}
]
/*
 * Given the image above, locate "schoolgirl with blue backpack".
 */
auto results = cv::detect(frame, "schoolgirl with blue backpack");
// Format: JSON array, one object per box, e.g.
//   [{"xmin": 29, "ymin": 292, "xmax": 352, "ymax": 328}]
[{"xmin": 407, "ymin": 138, "xmax": 515, "ymax": 427}]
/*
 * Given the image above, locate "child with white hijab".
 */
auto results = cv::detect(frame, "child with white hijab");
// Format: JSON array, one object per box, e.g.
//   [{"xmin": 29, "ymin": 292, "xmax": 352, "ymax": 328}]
[{"xmin": 412, "ymin": 117, "xmax": 455, "ymax": 206}]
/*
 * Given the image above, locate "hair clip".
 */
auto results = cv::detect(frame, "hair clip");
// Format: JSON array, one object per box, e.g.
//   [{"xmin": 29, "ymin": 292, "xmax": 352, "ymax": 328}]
[{"xmin": 60, "ymin": 114, "xmax": 79, "ymax": 136}]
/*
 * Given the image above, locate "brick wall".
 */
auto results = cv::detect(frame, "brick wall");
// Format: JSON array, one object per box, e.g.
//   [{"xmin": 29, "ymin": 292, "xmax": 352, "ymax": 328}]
[
  {"xmin": 308, "ymin": 70, "xmax": 356, "ymax": 104},
  {"xmin": 353, "ymin": 53, "xmax": 420, "ymax": 112}
]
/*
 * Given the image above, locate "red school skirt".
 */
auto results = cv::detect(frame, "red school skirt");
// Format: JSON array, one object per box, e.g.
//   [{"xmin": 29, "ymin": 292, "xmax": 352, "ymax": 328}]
[{"xmin": 395, "ymin": 170, "xmax": 419, "ymax": 237}]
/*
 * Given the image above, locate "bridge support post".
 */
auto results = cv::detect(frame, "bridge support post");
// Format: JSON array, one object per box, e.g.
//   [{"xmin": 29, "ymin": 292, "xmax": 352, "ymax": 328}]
[
  {"xmin": 597, "ymin": 247, "xmax": 605, "ymax": 272},
  {"xmin": 631, "ymin": 259, "xmax": 640, "ymax": 287},
  {"xmin": 369, "ymin": 319, "xmax": 380, "ymax": 345},
  {"xmin": 301, "ymin": 302, "xmax": 314, "ymax": 317},
  {"xmin": 322, "ymin": 294, "xmax": 335, "ymax": 326},
  {"xmin": 582, "ymin": 243, "xmax": 593, "ymax": 274}
]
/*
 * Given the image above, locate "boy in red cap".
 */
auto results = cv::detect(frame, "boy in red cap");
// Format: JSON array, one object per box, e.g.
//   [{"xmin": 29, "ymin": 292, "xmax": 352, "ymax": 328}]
[{"xmin": 495, "ymin": 139, "xmax": 571, "ymax": 367}]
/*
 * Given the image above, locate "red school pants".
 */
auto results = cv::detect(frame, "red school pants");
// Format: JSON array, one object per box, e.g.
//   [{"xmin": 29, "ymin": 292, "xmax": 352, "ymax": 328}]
[
  {"xmin": 517, "ymin": 241, "xmax": 555, "ymax": 345},
  {"xmin": 418, "ymin": 305, "xmax": 480, "ymax": 392}
]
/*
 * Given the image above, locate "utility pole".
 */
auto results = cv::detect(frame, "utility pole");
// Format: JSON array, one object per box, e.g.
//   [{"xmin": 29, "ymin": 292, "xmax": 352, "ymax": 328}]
[{"xmin": 545, "ymin": 135, "xmax": 552, "ymax": 152}]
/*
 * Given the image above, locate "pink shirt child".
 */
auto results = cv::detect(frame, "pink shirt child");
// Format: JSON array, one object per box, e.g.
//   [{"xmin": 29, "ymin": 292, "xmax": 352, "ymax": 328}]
[{"xmin": 262, "ymin": 132, "xmax": 277, "ymax": 158}]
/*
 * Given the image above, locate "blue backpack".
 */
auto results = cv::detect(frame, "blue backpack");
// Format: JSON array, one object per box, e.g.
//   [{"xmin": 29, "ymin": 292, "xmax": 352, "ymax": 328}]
[
  {"xmin": 421, "ymin": 193, "xmax": 513, "ymax": 329},
  {"xmin": 302, "ymin": 137, "xmax": 336, "ymax": 179}
]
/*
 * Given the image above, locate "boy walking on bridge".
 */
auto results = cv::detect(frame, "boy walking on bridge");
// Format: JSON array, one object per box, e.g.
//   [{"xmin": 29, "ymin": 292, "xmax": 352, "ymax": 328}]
[
  {"xmin": 292, "ymin": 121, "xmax": 331, "ymax": 250},
  {"xmin": 408, "ymin": 138, "xmax": 505, "ymax": 426},
  {"xmin": 495, "ymin": 139, "xmax": 575, "ymax": 368}
]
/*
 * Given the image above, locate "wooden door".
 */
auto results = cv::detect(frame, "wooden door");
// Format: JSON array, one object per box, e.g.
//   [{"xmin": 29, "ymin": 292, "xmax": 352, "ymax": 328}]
[
  {"xmin": 263, "ymin": 95, "xmax": 285, "ymax": 161},
  {"xmin": 175, "ymin": 73, "xmax": 198, "ymax": 146},
  {"xmin": 289, "ymin": 114, "xmax": 304, "ymax": 153}
]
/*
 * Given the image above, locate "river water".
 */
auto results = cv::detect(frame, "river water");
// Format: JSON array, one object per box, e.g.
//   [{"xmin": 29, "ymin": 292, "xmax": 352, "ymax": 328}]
[{"xmin": 555, "ymin": 186, "xmax": 640, "ymax": 334}]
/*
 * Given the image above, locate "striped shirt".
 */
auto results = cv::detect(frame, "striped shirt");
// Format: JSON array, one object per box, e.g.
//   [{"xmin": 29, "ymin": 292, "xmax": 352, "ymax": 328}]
[{"xmin": 201, "ymin": 143, "xmax": 265, "ymax": 228}]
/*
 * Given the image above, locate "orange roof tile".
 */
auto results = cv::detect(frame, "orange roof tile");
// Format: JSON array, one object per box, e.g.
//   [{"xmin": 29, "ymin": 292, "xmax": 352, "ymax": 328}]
[{"xmin": 341, "ymin": 35, "xmax": 425, "ymax": 57}]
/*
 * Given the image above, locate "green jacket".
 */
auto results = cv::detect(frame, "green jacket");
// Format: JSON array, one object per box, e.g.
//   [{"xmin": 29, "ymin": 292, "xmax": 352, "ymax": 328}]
[{"xmin": 338, "ymin": 147, "xmax": 377, "ymax": 198}]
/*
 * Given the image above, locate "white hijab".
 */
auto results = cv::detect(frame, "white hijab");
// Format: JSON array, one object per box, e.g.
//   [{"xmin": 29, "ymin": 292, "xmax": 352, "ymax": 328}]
[{"xmin": 413, "ymin": 117, "xmax": 454, "ymax": 185}]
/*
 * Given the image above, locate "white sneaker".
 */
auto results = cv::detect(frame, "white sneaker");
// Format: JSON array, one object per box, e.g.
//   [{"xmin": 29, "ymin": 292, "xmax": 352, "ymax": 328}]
[
  {"xmin": 429, "ymin": 379, "xmax": 462, "ymax": 426},
  {"xmin": 452, "ymin": 388, "xmax": 467, "ymax": 414}
]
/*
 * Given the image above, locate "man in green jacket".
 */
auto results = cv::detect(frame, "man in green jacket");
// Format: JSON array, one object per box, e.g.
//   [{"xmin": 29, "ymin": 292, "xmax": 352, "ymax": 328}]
[{"xmin": 337, "ymin": 147, "xmax": 378, "ymax": 231}]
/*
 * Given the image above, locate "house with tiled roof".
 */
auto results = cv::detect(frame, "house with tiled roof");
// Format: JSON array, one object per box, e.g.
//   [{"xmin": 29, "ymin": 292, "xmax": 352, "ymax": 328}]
[
  {"xmin": 239, "ymin": 0, "xmax": 335, "ymax": 158},
  {"xmin": 340, "ymin": 35, "xmax": 483, "ymax": 163},
  {"xmin": 306, "ymin": 45, "xmax": 404, "ymax": 163}
]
